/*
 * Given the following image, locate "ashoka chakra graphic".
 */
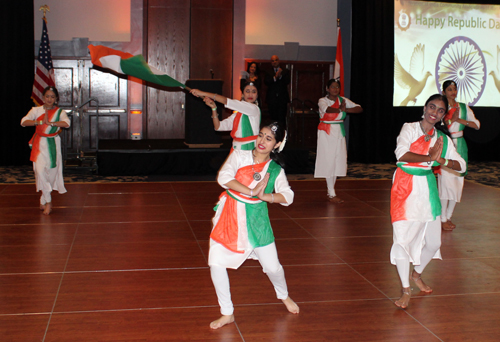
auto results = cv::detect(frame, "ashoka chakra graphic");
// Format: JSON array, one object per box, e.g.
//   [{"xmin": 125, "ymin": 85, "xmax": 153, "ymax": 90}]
[{"xmin": 435, "ymin": 36, "xmax": 486, "ymax": 106}]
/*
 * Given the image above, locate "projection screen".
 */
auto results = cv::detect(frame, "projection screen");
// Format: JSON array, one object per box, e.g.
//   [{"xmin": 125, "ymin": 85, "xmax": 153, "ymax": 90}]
[{"xmin": 394, "ymin": 0, "xmax": 500, "ymax": 107}]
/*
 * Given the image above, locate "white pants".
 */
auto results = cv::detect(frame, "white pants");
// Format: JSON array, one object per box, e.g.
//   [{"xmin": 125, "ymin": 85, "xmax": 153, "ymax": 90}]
[
  {"xmin": 440, "ymin": 199, "xmax": 457, "ymax": 222},
  {"xmin": 210, "ymin": 242, "xmax": 289, "ymax": 315},
  {"xmin": 391, "ymin": 219, "xmax": 442, "ymax": 288},
  {"xmin": 326, "ymin": 176, "xmax": 338, "ymax": 197}
]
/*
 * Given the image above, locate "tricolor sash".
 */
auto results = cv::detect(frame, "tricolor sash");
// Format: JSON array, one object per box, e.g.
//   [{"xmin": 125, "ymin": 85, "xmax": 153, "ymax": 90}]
[
  {"xmin": 318, "ymin": 97, "xmax": 346, "ymax": 137},
  {"xmin": 440, "ymin": 102, "xmax": 468, "ymax": 176},
  {"xmin": 210, "ymin": 159, "xmax": 282, "ymax": 253},
  {"xmin": 391, "ymin": 130, "xmax": 447, "ymax": 223},
  {"xmin": 230, "ymin": 111, "xmax": 258, "ymax": 151},
  {"xmin": 29, "ymin": 108, "xmax": 62, "ymax": 168}
]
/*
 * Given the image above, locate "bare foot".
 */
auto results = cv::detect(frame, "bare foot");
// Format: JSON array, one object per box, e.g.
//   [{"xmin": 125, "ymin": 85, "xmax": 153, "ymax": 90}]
[
  {"xmin": 43, "ymin": 202, "xmax": 52, "ymax": 216},
  {"xmin": 394, "ymin": 287, "xmax": 411, "ymax": 309},
  {"xmin": 328, "ymin": 196, "xmax": 344, "ymax": 204},
  {"xmin": 411, "ymin": 270, "xmax": 433, "ymax": 293},
  {"xmin": 448, "ymin": 220, "xmax": 456, "ymax": 229},
  {"xmin": 209, "ymin": 314, "xmax": 234, "ymax": 330},
  {"xmin": 40, "ymin": 204, "xmax": 46, "ymax": 211},
  {"xmin": 282, "ymin": 296, "xmax": 300, "ymax": 314},
  {"xmin": 441, "ymin": 221, "xmax": 454, "ymax": 231}
]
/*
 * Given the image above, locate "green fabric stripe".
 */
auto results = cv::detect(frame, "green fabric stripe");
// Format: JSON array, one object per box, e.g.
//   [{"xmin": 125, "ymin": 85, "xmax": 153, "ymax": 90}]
[
  {"xmin": 239, "ymin": 142, "xmax": 255, "ymax": 150},
  {"xmin": 458, "ymin": 103, "xmax": 467, "ymax": 131},
  {"xmin": 120, "ymin": 55, "xmax": 186, "ymax": 88},
  {"xmin": 245, "ymin": 201, "xmax": 274, "ymax": 248},
  {"xmin": 455, "ymin": 137, "xmax": 468, "ymax": 176},
  {"xmin": 47, "ymin": 109, "xmax": 62, "ymax": 168},
  {"xmin": 47, "ymin": 138, "xmax": 57, "ymax": 168},
  {"xmin": 240, "ymin": 114, "xmax": 254, "ymax": 138}
]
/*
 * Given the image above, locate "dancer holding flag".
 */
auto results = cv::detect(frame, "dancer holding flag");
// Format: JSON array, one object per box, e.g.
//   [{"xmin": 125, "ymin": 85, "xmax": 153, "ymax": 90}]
[
  {"xmin": 208, "ymin": 122, "xmax": 299, "ymax": 329},
  {"xmin": 88, "ymin": 45, "xmax": 261, "ymax": 151},
  {"xmin": 190, "ymin": 82, "xmax": 261, "ymax": 151},
  {"xmin": 21, "ymin": 87, "xmax": 70, "ymax": 215},
  {"xmin": 314, "ymin": 79, "xmax": 362, "ymax": 203},
  {"xmin": 390, "ymin": 94, "xmax": 465, "ymax": 309}
]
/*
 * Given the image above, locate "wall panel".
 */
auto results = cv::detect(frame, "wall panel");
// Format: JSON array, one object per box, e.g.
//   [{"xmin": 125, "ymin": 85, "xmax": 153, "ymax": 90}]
[{"xmin": 146, "ymin": 0, "xmax": 190, "ymax": 139}]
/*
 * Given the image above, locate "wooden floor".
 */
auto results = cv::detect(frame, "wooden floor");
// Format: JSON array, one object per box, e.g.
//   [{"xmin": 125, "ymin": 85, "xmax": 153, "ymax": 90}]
[{"xmin": 1, "ymin": 179, "xmax": 500, "ymax": 341}]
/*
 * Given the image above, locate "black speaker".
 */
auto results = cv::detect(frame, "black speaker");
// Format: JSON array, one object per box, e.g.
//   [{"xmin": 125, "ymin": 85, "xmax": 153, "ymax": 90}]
[{"xmin": 185, "ymin": 79, "xmax": 223, "ymax": 145}]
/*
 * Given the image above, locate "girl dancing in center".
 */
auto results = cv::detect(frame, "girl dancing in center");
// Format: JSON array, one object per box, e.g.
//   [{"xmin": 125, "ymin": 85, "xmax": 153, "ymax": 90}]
[
  {"xmin": 390, "ymin": 94, "xmax": 465, "ymax": 309},
  {"xmin": 208, "ymin": 122, "xmax": 299, "ymax": 329}
]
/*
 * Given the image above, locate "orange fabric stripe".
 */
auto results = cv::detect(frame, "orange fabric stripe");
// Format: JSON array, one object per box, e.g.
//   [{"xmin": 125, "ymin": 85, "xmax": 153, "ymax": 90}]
[
  {"xmin": 390, "ymin": 133, "xmax": 432, "ymax": 222},
  {"xmin": 318, "ymin": 100, "xmax": 341, "ymax": 134},
  {"xmin": 230, "ymin": 111, "xmax": 241, "ymax": 139},
  {"xmin": 210, "ymin": 161, "xmax": 268, "ymax": 252},
  {"xmin": 29, "ymin": 108, "xmax": 61, "ymax": 163},
  {"xmin": 88, "ymin": 44, "xmax": 134, "ymax": 68}
]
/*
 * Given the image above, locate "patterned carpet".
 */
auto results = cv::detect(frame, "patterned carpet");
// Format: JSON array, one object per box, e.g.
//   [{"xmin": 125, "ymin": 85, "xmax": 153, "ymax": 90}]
[{"xmin": 1, "ymin": 161, "xmax": 499, "ymax": 188}]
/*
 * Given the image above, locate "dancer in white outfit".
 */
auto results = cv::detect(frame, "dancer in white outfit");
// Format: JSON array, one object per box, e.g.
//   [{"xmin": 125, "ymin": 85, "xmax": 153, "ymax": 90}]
[
  {"xmin": 21, "ymin": 86, "xmax": 70, "ymax": 215},
  {"xmin": 208, "ymin": 122, "xmax": 299, "ymax": 329},
  {"xmin": 390, "ymin": 94, "xmax": 465, "ymax": 309},
  {"xmin": 190, "ymin": 82, "xmax": 260, "ymax": 151},
  {"xmin": 314, "ymin": 79, "xmax": 362, "ymax": 203},
  {"xmin": 438, "ymin": 80, "xmax": 480, "ymax": 231}
]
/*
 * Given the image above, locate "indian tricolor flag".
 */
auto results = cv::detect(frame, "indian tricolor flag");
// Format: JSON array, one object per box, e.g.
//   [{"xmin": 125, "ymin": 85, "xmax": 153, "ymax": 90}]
[{"xmin": 88, "ymin": 45, "xmax": 186, "ymax": 89}]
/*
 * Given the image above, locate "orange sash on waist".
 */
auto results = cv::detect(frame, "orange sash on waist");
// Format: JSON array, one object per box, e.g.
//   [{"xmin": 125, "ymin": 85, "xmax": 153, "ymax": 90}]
[{"xmin": 390, "ymin": 132, "xmax": 432, "ymax": 223}]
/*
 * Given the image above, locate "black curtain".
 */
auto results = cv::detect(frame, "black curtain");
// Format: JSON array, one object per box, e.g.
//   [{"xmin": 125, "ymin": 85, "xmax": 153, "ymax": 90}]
[
  {"xmin": 349, "ymin": 0, "xmax": 500, "ymax": 163},
  {"xmin": 1, "ymin": 1, "xmax": 35, "ymax": 166}
]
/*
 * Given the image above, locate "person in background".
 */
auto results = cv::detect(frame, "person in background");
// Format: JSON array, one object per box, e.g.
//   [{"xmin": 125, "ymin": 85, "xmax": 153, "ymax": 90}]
[
  {"xmin": 21, "ymin": 86, "xmax": 70, "ymax": 215},
  {"xmin": 264, "ymin": 55, "xmax": 290, "ymax": 127},
  {"xmin": 314, "ymin": 78, "xmax": 363, "ymax": 203},
  {"xmin": 390, "ymin": 94, "xmax": 465, "ymax": 309},
  {"xmin": 190, "ymin": 81, "xmax": 261, "ymax": 151},
  {"xmin": 437, "ymin": 80, "xmax": 480, "ymax": 231},
  {"xmin": 207, "ymin": 122, "xmax": 299, "ymax": 329}
]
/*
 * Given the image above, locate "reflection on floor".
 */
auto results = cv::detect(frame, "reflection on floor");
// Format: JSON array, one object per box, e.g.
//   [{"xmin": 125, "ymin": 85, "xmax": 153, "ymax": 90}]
[{"xmin": 1, "ymin": 179, "xmax": 499, "ymax": 341}]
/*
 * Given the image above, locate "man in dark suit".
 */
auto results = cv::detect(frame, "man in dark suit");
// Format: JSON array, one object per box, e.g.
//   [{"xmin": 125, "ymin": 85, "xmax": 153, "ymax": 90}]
[{"xmin": 264, "ymin": 55, "xmax": 290, "ymax": 127}]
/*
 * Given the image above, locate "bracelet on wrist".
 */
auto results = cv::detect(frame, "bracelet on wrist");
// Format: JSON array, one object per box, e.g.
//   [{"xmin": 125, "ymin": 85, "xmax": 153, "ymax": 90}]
[
  {"xmin": 448, "ymin": 119, "xmax": 452, "ymax": 125},
  {"xmin": 427, "ymin": 154, "xmax": 432, "ymax": 165},
  {"xmin": 271, "ymin": 193, "xmax": 274, "ymax": 203},
  {"xmin": 250, "ymin": 189, "xmax": 253, "ymax": 197},
  {"xmin": 213, "ymin": 93, "xmax": 217, "ymax": 101},
  {"xmin": 211, "ymin": 107, "xmax": 216, "ymax": 111},
  {"xmin": 444, "ymin": 159, "xmax": 449, "ymax": 167}
]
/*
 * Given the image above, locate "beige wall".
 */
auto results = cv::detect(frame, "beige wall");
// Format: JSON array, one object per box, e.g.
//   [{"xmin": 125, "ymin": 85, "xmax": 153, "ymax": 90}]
[
  {"xmin": 34, "ymin": 0, "xmax": 131, "ymax": 41},
  {"xmin": 246, "ymin": 0, "xmax": 338, "ymax": 46}
]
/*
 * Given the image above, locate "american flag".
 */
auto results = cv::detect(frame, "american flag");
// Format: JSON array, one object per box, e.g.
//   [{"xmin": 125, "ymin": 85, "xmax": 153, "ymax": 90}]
[{"xmin": 31, "ymin": 18, "xmax": 55, "ymax": 106}]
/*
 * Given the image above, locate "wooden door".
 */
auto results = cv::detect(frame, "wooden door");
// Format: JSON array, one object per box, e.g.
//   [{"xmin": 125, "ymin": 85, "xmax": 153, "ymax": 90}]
[{"xmin": 146, "ymin": 0, "xmax": 190, "ymax": 139}]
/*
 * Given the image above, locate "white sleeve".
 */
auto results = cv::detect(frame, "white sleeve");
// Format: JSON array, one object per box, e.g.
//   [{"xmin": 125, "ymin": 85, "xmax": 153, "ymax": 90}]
[
  {"xmin": 225, "ymin": 99, "xmax": 260, "ymax": 118},
  {"xmin": 20, "ymin": 107, "xmax": 39, "ymax": 126},
  {"xmin": 318, "ymin": 97, "xmax": 328, "ymax": 118},
  {"xmin": 59, "ymin": 110, "xmax": 71, "ymax": 126},
  {"xmin": 394, "ymin": 123, "xmax": 414, "ymax": 160},
  {"xmin": 274, "ymin": 169, "xmax": 294, "ymax": 206},
  {"xmin": 217, "ymin": 150, "xmax": 241, "ymax": 188},
  {"xmin": 466, "ymin": 105, "xmax": 480, "ymax": 130},
  {"xmin": 444, "ymin": 136, "xmax": 466, "ymax": 173},
  {"xmin": 343, "ymin": 97, "xmax": 360, "ymax": 109},
  {"xmin": 217, "ymin": 113, "xmax": 236, "ymax": 131}
]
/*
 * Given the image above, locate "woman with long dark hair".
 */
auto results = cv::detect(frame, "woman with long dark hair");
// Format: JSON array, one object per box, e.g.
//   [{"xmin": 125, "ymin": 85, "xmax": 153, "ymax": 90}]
[
  {"xmin": 437, "ymin": 80, "xmax": 480, "ymax": 231},
  {"xmin": 207, "ymin": 122, "xmax": 298, "ymax": 329},
  {"xmin": 390, "ymin": 94, "xmax": 466, "ymax": 309}
]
